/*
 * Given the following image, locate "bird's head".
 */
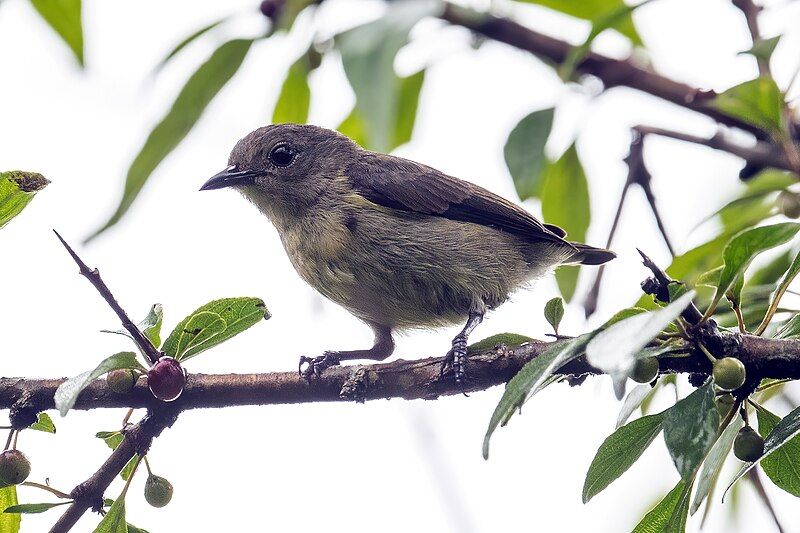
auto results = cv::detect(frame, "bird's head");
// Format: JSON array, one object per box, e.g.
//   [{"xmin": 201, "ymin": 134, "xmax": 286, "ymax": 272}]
[{"xmin": 201, "ymin": 123, "xmax": 359, "ymax": 221}]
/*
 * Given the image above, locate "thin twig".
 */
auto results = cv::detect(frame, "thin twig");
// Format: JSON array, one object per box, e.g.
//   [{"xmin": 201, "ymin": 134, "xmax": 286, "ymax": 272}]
[
  {"xmin": 582, "ymin": 180, "xmax": 632, "ymax": 317},
  {"xmin": 583, "ymin": 133, "xmax": 675, "ymax": 317},
  {"xmin": 22, "ymin": 481, "xmax": 72, "ymax": 500},
  {"xmin": 53, "ymin": 231, "xmax": 161, "ymax": 365},
  {"xmin": 732, "ymin": 0, "xmax": 770, "ymax": 77},
  {"xmin": 634, "ymin": 125, "xmax": 796, "ymax": 173}
]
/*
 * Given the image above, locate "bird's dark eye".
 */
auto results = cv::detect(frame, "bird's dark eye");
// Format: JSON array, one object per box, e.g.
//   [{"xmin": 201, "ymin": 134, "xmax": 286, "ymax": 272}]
[{"xmin": 269, "ymin": 143, "xmax": 295, "ymax": 167}]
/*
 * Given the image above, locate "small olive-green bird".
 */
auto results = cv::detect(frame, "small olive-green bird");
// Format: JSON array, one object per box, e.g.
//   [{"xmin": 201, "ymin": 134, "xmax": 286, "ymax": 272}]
[{"xmin": 201, "ymin": 124, "xmax": 614, "ymax": 383}]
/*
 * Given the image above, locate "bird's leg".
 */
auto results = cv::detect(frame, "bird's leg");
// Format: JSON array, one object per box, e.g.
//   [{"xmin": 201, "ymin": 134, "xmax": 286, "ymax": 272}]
[
  {"xmin": 441, "ymin": 310, "xmax": 484, "ymax": 386},
  {"xmin": 299, "ymin": 324, "xmax": 394, "ymax": 380}
]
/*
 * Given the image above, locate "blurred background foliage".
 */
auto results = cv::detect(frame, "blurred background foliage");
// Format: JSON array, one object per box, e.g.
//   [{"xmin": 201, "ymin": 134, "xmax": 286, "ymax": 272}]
[{"xmin": 7, "ymin": 0, "xmax": 800, "ymax": 531}]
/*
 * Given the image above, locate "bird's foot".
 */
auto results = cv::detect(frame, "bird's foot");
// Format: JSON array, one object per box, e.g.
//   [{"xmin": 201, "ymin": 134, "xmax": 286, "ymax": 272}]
[
  {"xmin": 298, "ymin": 351, "xmax": 341, "ymax": 380},
  {"xmin": 439, "ymin": 334, "xmax": 469, "ymax": 392}
]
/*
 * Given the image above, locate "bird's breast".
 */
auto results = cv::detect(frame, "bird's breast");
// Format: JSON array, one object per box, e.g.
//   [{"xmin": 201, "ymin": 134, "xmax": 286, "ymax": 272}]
[{"xmin": 279, "ymin": 213, "xmax": 357, "ymax": 304}]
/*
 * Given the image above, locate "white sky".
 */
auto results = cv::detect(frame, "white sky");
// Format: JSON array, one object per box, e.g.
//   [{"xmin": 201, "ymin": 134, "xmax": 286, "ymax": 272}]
[{"xmin": 2, "ymin": 0, "xmax": 800, "ymax": 531}]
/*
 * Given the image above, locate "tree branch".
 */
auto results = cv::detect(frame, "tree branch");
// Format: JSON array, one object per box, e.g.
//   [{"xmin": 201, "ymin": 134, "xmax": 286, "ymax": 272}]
[
  {"xmin": 732, "ymin": 0, "xmax": 770, "ymax": 77},
  {"xmin": 53, "ymin": 231, "xmax": 162, "ymax": 366},
  {"xmin": 634, "ymin": 125, "xmax": 795, "ymax": 173},
  {"xmin": 49, "ymin": 409, "xmax": 178, "ymax": 533},
  {"xmin": 439, "ymin": 3, "xmax": 767, "ymax": 136},
  {"xmin": 4, "ymin": 331, "xmax": 800, "ymax": 415}
]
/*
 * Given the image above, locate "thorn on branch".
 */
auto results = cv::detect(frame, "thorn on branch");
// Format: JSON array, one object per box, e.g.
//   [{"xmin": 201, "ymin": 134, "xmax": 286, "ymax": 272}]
[
  {"xmin": 53, "ymin": 230, "xmax": 161, "ymax": 366},
  {"xmin": 637, "ymin": 249, "xmax": 705, "ymax": 326}
]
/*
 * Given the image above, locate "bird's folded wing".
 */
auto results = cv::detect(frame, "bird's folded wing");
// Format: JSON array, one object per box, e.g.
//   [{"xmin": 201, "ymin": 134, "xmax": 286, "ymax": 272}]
[{"xmin": 346, "ymin": 153, "xmax": 571, "ymax": 245}]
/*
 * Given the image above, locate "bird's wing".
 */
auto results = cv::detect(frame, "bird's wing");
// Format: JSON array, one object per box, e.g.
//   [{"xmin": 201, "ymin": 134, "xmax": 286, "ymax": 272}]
[{"xmin": 346, "ymin": 153, "xmax": 571, "ymax": 245}]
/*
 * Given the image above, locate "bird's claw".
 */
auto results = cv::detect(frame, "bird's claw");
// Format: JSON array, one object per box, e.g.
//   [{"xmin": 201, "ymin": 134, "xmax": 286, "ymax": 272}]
[
  {"xmin": 439, "ymin": 335, "xmax": 469, "ymax": 394},
  {"xmin": 298, "ymin": 352, "xmax": 341, "ymax": 380}
]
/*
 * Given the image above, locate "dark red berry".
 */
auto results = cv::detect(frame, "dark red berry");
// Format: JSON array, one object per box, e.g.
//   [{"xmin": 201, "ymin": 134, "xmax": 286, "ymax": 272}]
[
  {"xmin": 259, "ymin": 0, "xmax": 280, "ymax": 18},
  {"xmin": 147, "ymin": 357, "xmax": 186, "ymax": 402},
  {"xmin": 0, "ymin": 450, "xmax": 30, "ymax": 486}
]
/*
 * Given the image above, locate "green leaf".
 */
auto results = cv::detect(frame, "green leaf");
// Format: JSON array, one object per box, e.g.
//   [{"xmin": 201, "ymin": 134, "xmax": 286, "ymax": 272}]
[
  {"xmin": 691, "ymin": 416, "xmax": 741, "ymax": 515},
  {"xmin": 749, "ymin": 249, "xmax": 793, "ymax": 286},
  {"xmin": 483, "ymin": 335, "xmax": 592, "ymax": 459},
  {"xmin": 602, "ymin": 307, "xmax": 648, "ymax": 327},
  {"xmin": 707, "ymin": 223, "xmax": 800, "ymax": 316},
  {"xmin": 272, "ymin": 55, "xmax": 312, "ymax": 124},
  {"xmin": 94, "ymin": 492, "xmax": 126, "ymax": 533},
  {"xmin": 0, "ymin": 486, "xmax": 20, "ymax": 533},
  {"xmin": 87, "ymin": 39, "xmax": 254, "ymax": 242},
  {"xmin": 543, "ymin": 297, "xmax": 564, "ymax": 334},
  {"xmin": 101, "ymin": 304, "xmax": 163, "ymax": 350},
  {"xmin": 120, "ymin": 455, "xmax": 138, "ymax": 482},
  {"xmin": 586, "ymin": 291, "xmax": 696, "ymax": 399},
  {"xmin": 663, "ymin": 381, "xmax": 720, "ymax": 479},
  {"xmin": 162, "ymin": 297, "xmax": 270, "ymax": 361},
  {"xmin": 712, "ymin": 77, "xmax": 785, "ymax": 135},
  {"xmin": 756, "ymin": 406, "xmax": 800, "ymax": 497},
  {"xmin": 337, "ymin": 109, "xmax": 368, "ymax": 148},
  {"xmin": 0, "ymin": 171, "xmax": 50, "ymax": 230},
  {"xmin": 467, "ymin": 333, "xmax": 532, "ymax": 354},
  {"xmin": 392, "ymin": 69, "xmax": 425, "ymax": 149},
  {"xmin": 631, "ymin": 480, "xmax": 691, "ymax": 533},
  {"xmin": 756, "ymin": 247, "xmax": 800, "ymax": 333},
  {"xmin": 516, "ymin": 0, "xmax": 642, "ymax": 44},
  {"xmin": 3, "ymin": 502, "xmax": 70, "ymax": 514},
  {"xmin": 541, "ymin": 144, "xmax": 590, "ymax": 301},
  {"xmin": 739, "ymin": 35, "xmax": 782, "ymax": 63},
  {"xmin": 666, "ymin": 234, "xmax": 729, "ymax": 284},
  {"xmin": 154, "ymin": 16, "xmax": 229, "ymax": 73},
  {"xmin": 336, "ymin": 0, "xmax": 438, "ymax": 152},
  {"xmin": 582, "ymin": 411, "xmax": 665, "ymax": 503},
  {"xmin": 776, "ymin": 314, "xmax": 800, "ymax": 338},
  {"xmin": 97, "ymin": 431, "xmax": 123, "ymax": 450},
  {"xmin": 55, "ymin": 352, "xmax": 144, "ymax": 416},
  {"xmin": 126, "ymin": 524, "xmax": 150, "ymax": 533},
  {"xmin": 503, "ymin": 108, "xmax": 554, "ymax": 200},
  {"xmin": 616, "ymin": 383, "xmax": 654, "ymax": 429},
  {"xmin": 29, "ymin": 413, "xmax": 55, "ymax": 434},
  {"xmin": 559, "ymin": 0, "xmax": 653, "ymax": 81},
  {"xmin": 29, "ymin": 0, "xmax": 83, "ymax": 66}
]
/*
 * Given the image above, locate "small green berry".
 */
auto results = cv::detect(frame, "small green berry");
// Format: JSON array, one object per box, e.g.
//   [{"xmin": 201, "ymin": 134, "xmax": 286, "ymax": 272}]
[
  {"xmin": 715, "ymin": 393, "xmax": 735, "ymax": 416},
  {"xmin": 144, "ymin": 475, "xmax": 173, "ymax": 508},
  {"xmin": 713, "ymin": 357, "xmax": 746, "ymax": 391},
  {"xmin": 107, "ymin": 369, "xmax": 137, "ymax": 394},
  {"xmin": 630, "ymin": 357, "xmax": 659, "ymax": 384},
  {"xmin": 734, "ymin": 426, "xmax": 764, "ymax": 462},
  {"xmin": 778, "ymin": 190, "xmax": 800, "ymax": 219},
  {"xmin": 0, "ymin": 450, "xmax": 31, "ymax": 486}
]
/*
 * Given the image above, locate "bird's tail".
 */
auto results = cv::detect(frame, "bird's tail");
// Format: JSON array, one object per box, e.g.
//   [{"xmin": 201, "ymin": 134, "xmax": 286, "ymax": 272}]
[{"xmin": 564, "ymin": 243, "xmax": 616, "ymax": 266}]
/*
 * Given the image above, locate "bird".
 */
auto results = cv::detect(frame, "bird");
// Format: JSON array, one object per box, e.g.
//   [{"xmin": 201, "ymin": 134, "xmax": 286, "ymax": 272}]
[{"xmin": 200, "ymin": 123, "xmax": 614, "ymax": 384}]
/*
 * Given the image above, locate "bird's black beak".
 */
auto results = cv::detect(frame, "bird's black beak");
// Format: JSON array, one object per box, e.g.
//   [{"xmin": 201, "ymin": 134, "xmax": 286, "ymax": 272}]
[{"xmin": 200, "ymin": 166, "xmax": 260, "ymax": 191}]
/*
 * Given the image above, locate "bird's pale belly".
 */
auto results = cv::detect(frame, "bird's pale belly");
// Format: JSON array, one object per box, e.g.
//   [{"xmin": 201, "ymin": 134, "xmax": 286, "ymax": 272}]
[{"xmin": 280, "ymin": 212, "xmax": 534, "ymax": 330}]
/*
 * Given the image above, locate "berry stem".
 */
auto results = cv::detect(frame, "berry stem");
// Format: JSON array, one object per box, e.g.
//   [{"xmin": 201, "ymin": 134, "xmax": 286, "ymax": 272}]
[
  {"xmin": 143, "ymin": 455, "xmax": 153, "ymax": 476},
  {"xmin": 698, "ymin": 342, "xmax": 717, "ymax": 364},
  {"xmin": 22, "ymin": 481, "xmax": 72, "ymax": 500}
]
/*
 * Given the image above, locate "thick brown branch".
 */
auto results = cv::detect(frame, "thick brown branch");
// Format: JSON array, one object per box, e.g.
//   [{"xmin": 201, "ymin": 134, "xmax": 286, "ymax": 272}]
[
  {"xmin": 439, "ymin": 3, "xmax": 764, "ymax": 136},
  {"xmin": 3, "ymin": 335, "xmax": 800, "ymax": 415}
]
